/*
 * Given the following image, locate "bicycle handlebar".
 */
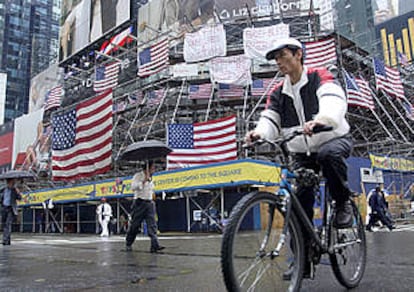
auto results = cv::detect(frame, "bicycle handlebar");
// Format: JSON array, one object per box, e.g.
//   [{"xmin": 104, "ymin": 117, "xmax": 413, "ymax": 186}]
[{"xmin": 243, "ymin": 125, "xmax": 333, "ymax": 149}]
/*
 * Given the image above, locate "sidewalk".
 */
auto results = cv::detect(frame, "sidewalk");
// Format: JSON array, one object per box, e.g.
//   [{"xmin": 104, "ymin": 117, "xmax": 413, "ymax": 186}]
[{"xmin": 0, "ymin": 233, "xmax": 226, "ymax": 291}]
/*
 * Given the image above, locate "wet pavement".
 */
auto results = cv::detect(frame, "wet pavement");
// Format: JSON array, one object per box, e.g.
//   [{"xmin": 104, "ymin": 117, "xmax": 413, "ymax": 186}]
[{"xmin": 1, "ymin": 224, "xmax": 414, "ymax": 291}]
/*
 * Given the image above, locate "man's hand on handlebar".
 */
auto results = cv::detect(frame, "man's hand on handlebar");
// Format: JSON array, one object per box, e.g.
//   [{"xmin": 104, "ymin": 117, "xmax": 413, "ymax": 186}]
[
  {"xmin": 245, "ymin": 130, "xmax": 262, "ymax": 146},
  {"xmin": 303, "ymin": 120, "xmax": 327, "ymax": 137}
]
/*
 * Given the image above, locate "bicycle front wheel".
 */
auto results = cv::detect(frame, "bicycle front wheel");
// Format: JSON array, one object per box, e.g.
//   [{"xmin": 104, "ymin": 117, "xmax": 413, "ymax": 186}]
[
  {"xmin": 329, "ymin": 199, "xmax": 367, "ymax": 288},
  {"xmin": 221, "ymin": 191, "xmax": 304, "ymax": 292}
]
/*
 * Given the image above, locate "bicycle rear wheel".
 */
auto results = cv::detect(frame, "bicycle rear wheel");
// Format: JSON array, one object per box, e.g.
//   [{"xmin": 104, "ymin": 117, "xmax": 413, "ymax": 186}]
[
  {"xmin": 221, "ymin": 191, "xmax": 305, "ymax": 292},
  {"xmin": 329, "ymin": 199, "xmax": 367, "ymax": 288}
]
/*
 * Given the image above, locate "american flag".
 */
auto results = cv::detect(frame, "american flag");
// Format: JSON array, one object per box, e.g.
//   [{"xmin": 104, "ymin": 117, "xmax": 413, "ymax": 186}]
[
  {"xmin": 94, "ymin": 62, "xmax": 119, "ymax": 92},
  {"xmin": 251, "ymin": 78, "xmax": 274, "ymax": 96},
  {"xmin": 397, "ymin": 52, "xmax": 409, "ymax": 67},
  {"xmin": 403, "ymin": 101, "xmax": 414, "ymax": 121},
  {"xmin": 128, "ymin": 90, "xmax": 144, "ymax": 105},
  {"xmin": 304, "ymin": 37, "xmax": 337, "ymax": 68},
  {"xmin": 44, "ymin": 85, "xmax": 63, "ymax": 111},
  {"xmin": 343, "ymin": 70, "xmax": 375, "ymax": 110},
  {"xmin": 98, "ymin": 26, "xmax": 133, "ymax": 58},
  {"xmin": 188, "ymin": 84, "xmax": 213, "ymax": 99},
  {"xmin": 373, "ymin": 58, "xmax": 405, "ymax": 100},
  {"xmin": 51, "ymin": 90, "xmax": 113, "ymax": 181},
  {"xmin": 146, "ymin": 89, "xmax": 165, "ymax": 107},
  {"xmin": 217, "ymin": 83, "xmax": 245, "ymax": 99},
  {"xmin": 138, "ymin": 38, "xmax": 169, "ymax": 78},
  {"xmin": 166, "ymin": 115, "xmax": 237, "ymax": 169}
]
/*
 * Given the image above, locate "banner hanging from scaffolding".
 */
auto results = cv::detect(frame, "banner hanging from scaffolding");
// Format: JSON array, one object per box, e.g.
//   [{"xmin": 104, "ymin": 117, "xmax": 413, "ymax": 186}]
[{"xmin": 209, "ymin": 55, "xmax": 252, "ymax": 86}]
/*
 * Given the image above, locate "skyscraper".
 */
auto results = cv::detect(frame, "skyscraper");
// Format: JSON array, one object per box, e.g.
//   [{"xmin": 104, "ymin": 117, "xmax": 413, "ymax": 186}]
[{"xmin": 0, "ymin": 0, "xmax": 60, "ymax": 123}]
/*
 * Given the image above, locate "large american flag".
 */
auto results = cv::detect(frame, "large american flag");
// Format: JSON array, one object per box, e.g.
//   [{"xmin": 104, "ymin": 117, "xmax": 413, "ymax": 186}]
[
  {"xmin": 251, "ymin": 78, "xmax": 274, "ymax": 96},
  {"xmin": 94, "ymin": 62, "xmax": 119, "ymax": 92},
  {"xmin": 304, "ymin": 37, "xmax": 337, "ymax": 68},
  {"xmin": 51, "ymin": 90, "xmax": 113, "ymax": 181},
  {"xmin": 343, "ymin": 70, "xmax": 375, "ymax": 110},
  {"xmin": 138, "ymin": 38, "xmax": 169, "ymax": 78},
  {"xmin": 188, "ymin": 83, "xmax": 213, "ymax": 99},
  {"xmin": 217, "ymin": 83, "xmax": 245, "ymax": 99},
  {"xmin": 166, "ymin": 115, "xmax": 237, "ymax": 169},
  {"xmin": 98, "ymin": 26, "xmax": 133, "ymax": 58},
  {"xmin": 44, "ymin": 85, "xmax": 63, "ymax": 111},
  {"xmin": 373, "ymin": 58, "xmax": 405, "ymax": 100}
]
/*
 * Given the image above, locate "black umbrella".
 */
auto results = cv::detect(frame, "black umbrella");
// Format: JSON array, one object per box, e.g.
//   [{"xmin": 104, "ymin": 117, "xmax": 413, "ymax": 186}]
[
  {"xmin": 120, "ymin": 140, "xmax": 172, "ymax": 161},
  {"xmin": 0, "ymin": 170, "xmax": 37, "ymax": 180}
]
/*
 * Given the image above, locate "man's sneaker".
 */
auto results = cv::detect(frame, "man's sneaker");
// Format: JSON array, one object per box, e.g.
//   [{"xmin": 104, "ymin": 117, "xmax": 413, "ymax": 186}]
[
  {"xmin": 334, "ymin": 200, "xmax": 353, "ymax": 228},
  {"xmin": 150, "ymin": 246, "xmax": 165, "ymax": 253},
  {"xmin": 365, "ymin": 226, "xmax": 373, "ymax": 232},
  {"xmin": 125, "ymin": 245, "xmax": 132, "ymax": 252}
]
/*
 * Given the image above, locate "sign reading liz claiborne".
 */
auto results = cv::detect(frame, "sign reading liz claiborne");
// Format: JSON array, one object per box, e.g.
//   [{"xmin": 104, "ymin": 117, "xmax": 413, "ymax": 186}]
[
  {"xmin": 369, "ymin": 153, "xmax": 414, "ymax": 172},
  {"xmin": 153, "ymin": 159, "xmax": 281, "ymax": 193}
]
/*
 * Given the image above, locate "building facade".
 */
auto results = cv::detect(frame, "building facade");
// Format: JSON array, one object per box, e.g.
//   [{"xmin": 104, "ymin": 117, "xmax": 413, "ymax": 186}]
[{"xmin": 0, "ymin": 0, "xmax": 60, "ymax": 123}]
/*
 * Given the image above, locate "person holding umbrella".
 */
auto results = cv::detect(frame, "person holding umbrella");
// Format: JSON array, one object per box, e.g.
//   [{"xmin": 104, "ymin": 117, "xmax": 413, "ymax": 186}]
[
  {"xmin": 1, "ymin": 178, "xmax": 22, "ymax": 245},
  {"xmin": 125, "ymin": 161, "xmax": 165, "ymax": 253}
]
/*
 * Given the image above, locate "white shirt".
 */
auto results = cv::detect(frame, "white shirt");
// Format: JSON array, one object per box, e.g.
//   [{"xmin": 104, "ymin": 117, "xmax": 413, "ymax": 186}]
[
  {"xmin": 131, "ymin": 171, "xmax": 154, "ymax": 201},
  {"xmin": 96, "ymin": 202, "xmax": 112, "ymax": 217}
]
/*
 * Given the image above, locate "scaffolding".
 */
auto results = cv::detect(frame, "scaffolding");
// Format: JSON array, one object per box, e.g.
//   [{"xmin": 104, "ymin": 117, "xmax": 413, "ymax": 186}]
[{"xmin": 24, "ymin": 11, "xmax": 413, "ymax": 193}]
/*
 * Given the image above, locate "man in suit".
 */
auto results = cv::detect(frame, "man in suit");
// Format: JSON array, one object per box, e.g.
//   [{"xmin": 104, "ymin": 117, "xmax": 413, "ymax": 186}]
[
  {"xmin": 96, "ymin": 197, "xmax": 113, "ymax": 237},
  {"xmin": 1, "ymin": 178, "xmax": 22, "ymax": 245}
]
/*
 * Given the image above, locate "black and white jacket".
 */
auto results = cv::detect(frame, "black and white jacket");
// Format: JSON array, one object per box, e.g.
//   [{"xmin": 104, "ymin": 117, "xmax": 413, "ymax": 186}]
[{"xmin": 255, "ymin": 66, "xmax": 350, "ymax": 153}]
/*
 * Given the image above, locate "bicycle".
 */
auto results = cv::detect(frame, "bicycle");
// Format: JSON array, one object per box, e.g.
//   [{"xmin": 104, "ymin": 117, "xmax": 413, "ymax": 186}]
[{"xmin": 221, "ymin": 126, "xmax": 367, "ymax": 291}]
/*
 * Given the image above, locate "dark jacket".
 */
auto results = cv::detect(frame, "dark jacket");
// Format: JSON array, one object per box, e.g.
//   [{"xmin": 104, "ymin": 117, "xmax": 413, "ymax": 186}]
[{"xmin": 0, "ymin": 186, "xmax": 22, "ymax": 216}]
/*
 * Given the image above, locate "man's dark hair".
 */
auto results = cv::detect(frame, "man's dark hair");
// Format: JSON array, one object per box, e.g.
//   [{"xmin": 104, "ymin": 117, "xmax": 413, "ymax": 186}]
[{"xmin": 287, "ymin": 47, "xmax": 304, "ymax": 65}]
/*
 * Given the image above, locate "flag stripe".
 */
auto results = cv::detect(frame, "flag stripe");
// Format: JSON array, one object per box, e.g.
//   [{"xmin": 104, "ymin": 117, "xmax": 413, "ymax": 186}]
[
  {"xmin": 94, "ymin": 62, "xmax": 119, "ymax": 92},
  {"xmin": 52, "ymin": 90, "xmax": 113, "ymax": 181},
  {"xmin": 44, "ymin": 85, "xmax": 63, "ymax": 111},
  {"xmin": 167, "ymin": 115, "xmax": 237, "ymax": 169},
  {"xmin": 138, "ymin": 38, "xmax": 169, "ymax": 78},
  {"xmin": 304, "ymin": 37, "xmax": 337, "ymax": 68},
  {"xmin": 344, "ymin": 70, "xmax": 375, "ymax": 110},
  {"xmin": 373, "ymin": 58, "xmax": 405, "ymax": 100}
]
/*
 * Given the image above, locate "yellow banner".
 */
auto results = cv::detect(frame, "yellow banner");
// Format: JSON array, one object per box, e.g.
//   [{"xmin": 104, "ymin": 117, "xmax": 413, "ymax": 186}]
[
  {"xmin": 153, "ymin": 160, "xmax": 280, "ymax": 192},
  {"xmin": 19, "ymin": 178, "xmax": 133, "ymax": 206},
  {"xmin": 369, "ymin": 153, "xmax": 414, "ymax": 172}
]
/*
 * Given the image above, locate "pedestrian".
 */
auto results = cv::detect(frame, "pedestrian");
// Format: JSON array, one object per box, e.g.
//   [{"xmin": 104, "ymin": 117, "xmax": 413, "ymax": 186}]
[
  {"xmin": 1, "ymin": 178, "xmax": 22, "ymax": 245},
  {"xmin": 126, "ymin": 161, "xmax": 165, "ymax": 253},
  {"xmin": 245, "ymin": 37, "xmax": 354, "ymax": 279},
  {"xmin": 366, "ymin": 186, "xmax": 394, "ymax": 231},
  {"xmin": 96, "ymin": 197, "xmax": 113, "ymax": 237}
]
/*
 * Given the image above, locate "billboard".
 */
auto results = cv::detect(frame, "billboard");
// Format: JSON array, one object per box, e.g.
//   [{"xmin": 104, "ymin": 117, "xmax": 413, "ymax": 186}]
[
  {"xmin": 376, "ymin": 11, "xmax": 414, "ymax": 67},
  {"xmin": 59, "ymin": 0, "xmax": 131, "ymax": 62},
  {"xmin": 29, "ymin": 64, "xmax": 62, "ymax": 113},
  {"xmin": 137, "ymin": 0, "xmax": 303, "ymax": 44},
  {"xmin": 0, "ymin": 121, "xmax": 14, "ymax": 174}
]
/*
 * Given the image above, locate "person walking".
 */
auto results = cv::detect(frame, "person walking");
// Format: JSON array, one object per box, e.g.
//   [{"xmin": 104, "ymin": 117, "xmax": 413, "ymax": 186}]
[
  {"xmin": 96, "ymin": 197, "xmax": 113, "ymax": 237},
  {"xmin": 126, "ymin": 161, "xmax": 165, "ymax": 253},
  {"xmin": 1, "ymin": 178, "xmax": 22, "ymax": 245},
  {"xmin": 366, "ymin": 186, "xmax": 394, "ymax": 231},
  {"xmin": 245, "ymin": 38, "xmax": 354, "ymax": 278}
]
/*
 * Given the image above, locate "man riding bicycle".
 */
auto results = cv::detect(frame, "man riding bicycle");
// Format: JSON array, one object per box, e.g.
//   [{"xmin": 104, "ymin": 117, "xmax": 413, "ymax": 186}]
[{"xmin": 245, "ymin": 37, "xmax": 354, "ymax": 278}]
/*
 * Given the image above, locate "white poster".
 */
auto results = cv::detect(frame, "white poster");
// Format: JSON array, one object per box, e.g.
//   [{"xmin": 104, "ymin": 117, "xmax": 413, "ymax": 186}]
[
  {"xmin": 172, "ymin": 63, "xmax": 199, "ymax": 78},
  {"xmin": 0, "ymin": 73, "xmax": 7, "ymax": 124},
  {"xmin": 209, "ymin": 55, "xmax": 252, "ymax": 85},
  {"xmin": 184, "ymin": 24, "xmax": 227, "ymax": 63},
  {"xmin": 243, "ymin": 23, "xmax": 290, "ymax": 60}
]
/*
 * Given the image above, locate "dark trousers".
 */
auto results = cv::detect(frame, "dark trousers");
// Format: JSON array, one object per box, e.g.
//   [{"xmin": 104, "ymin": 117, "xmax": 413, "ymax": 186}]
[
  {"xmin": 367, "ymin": 210, "xmax": 393, "ymax": 229},
  {"xmin": 2, "ymin": 207, "xmax": 14, "ymax": 244},
  {"xmin": 293, "ymin": 135, "xmax": 353, "ymax": 260},
  {"xmin": 126, "ymin": 199, "xmax": 160, "ymax": 250}
]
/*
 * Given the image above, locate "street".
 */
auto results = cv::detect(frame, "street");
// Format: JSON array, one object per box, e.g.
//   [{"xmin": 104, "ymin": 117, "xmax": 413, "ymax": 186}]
[{"xmin": 1, "ymin": 224, "xmax": 414, "ymax": 291}]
